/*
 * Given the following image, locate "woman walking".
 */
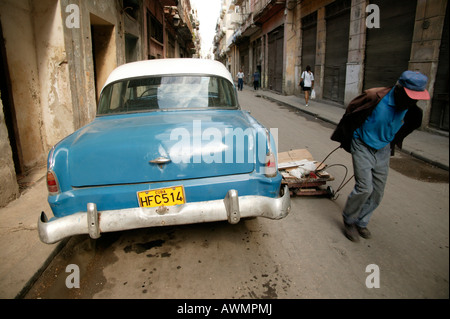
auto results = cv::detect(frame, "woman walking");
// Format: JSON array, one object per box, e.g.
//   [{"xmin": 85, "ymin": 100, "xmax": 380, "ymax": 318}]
[{"xmin": 300, "ymin": 65, "xmax": 314, "ymax": 106}]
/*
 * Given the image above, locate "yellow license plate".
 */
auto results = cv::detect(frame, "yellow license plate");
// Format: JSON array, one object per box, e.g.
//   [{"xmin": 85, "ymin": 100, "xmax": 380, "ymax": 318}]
[{"xmin": 137, "ymin": 186, "xmax": 185, "ymax": 208}]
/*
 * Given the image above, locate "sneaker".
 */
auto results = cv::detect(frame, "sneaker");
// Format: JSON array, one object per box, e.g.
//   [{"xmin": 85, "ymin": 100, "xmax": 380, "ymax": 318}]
[
  {"xmin": 305, "ymin": 103, "xmax": 309, "ymax": 107},
  {"xmin": 356, "ymin": 225, "xmax": 372, "ymax": 239},
  {"xmin": 343, "ymin": 221, "xmax": 360, "ymax": 242}
]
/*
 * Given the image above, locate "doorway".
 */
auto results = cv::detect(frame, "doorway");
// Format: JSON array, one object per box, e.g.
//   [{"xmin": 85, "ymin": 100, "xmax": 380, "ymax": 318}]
[
  {"xmin": 268, "ymin": 25, "xmax": 284, "ymax": 93},
  {"xmin": 125, "ymin": 33, "xmax": 138, "ymax": 63},
  {"xmin": 301, "ymin": 12, "xmax": 317, "ymax": 77},
  {"xmin": 90, "ymin": 14, "xmax": 116, "ymax": 102},
  {"xmin": 430, "ymin": 3, "xmax": 449, "ymax": 131},
  {"xmin": 363, "ymin": 0, "xmax": 417, "ymax": 89},
  {"xmin": 323, "ymin": 0, "xmax": 351, "ymax": 104},
  {"xmin": 0, "ymin": 21, "xmax": 22, "ymax": 175}
]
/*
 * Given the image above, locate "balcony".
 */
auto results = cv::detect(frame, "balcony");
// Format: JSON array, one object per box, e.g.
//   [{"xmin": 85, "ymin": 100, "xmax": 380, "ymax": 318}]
[
  {"xmin": 252, "ymin": 0, "xmax": 286, "ymax": 25},
  {"xmin": 164, "ymin": 5, "xmax": 193, "ymax": 43}
]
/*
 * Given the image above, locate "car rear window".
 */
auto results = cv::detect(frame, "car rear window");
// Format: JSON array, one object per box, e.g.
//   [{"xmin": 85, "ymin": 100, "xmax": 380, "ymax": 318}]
[{"xmin": 97, "ymin": 75, "xmax": 238, "ymax": 115}]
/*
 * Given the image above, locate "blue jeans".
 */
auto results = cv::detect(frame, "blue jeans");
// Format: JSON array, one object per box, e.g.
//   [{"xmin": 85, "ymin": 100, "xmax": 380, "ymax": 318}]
[
  {"xmin": 238, "ymin": 78, "xmax": 243, "ymax": 91},
  {"xmin": 343, "ymin": 138, "xmax": 390, "ymax": 227}
]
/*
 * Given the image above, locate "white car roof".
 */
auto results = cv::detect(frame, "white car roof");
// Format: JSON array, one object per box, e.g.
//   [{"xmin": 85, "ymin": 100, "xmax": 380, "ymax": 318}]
[{"xmin": 103, "ymin": 58, "xmax": 234, "ymax": 88}]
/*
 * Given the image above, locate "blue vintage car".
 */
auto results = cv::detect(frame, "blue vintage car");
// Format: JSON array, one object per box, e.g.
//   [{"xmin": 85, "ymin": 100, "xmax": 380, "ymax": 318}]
[{"xmin": 38, "ymin": 58, "xmax": 290, "ymax": 244}]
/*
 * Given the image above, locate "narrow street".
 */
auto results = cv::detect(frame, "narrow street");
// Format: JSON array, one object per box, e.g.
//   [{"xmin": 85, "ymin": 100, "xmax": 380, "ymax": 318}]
[{"xmin": 25, "ymin": 88, "xmax": 449, "ymax": 299}]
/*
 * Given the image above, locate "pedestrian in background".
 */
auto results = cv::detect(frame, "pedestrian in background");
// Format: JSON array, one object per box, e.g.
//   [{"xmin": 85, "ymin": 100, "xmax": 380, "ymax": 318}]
[
  {"xmin": 299, "ymin": 65, "xmax": 314, "ymax": 106},
  {"xmin": 331, "ymin": 71, "xmax": 429, "ymax": 242},
  {"xmin": 253, "ymin": 69, "xmax": 260, "ymax": 90},
  {"xmin": 237, "ymin": 69, "xmax": 244, "ymax": 91}
]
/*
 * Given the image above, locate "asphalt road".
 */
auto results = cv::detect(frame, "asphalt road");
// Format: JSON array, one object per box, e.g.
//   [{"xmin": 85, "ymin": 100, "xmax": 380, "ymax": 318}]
[{"xmin": 25, "ymin": 89, "xmax": 449, "ymax": 299}]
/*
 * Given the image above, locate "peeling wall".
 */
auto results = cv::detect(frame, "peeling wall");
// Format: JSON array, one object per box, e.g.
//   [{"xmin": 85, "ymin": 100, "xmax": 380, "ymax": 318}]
[
  {"xmin": 0, "ymin": 0, "xmax": 131, "ymax": 206},
  {"xmin": 0, "ymin": 0, "xmax": 73, "ymax": 167},
  {"xmin": 33, "ymin": 0, "xmax": 74, "ymax": 150},
  {"xmin": 0, "ymin": 0, "xmax": 46, "ymax": 169}
]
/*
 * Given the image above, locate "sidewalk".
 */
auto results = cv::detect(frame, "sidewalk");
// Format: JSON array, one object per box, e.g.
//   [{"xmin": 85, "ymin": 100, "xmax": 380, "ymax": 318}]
[
  {"xmin": 0, "ymin": 87, "xmax": 448, "ymax": 299},
  {"xmin": 0, "ymin": 166, "xmax": 67, "ymax": 299}
]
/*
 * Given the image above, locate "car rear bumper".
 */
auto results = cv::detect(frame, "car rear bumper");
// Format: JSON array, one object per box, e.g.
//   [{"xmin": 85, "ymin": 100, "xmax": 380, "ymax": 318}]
[{"xmin": 38, "ymin": 186, "xmax": 291, "ymax": 244}]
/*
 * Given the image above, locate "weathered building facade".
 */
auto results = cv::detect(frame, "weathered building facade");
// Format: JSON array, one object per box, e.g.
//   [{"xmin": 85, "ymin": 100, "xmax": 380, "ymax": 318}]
[
  {"xmin": 0, "ymin": 0, "xmax": 200, "ymax": 206},
  {"xmin": 215, "ymin": 0, "xmax": 448, "ymax": 130}
]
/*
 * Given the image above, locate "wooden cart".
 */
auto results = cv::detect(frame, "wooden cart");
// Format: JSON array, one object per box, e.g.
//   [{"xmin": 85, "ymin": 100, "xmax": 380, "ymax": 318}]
[{"xmin": 278, "ymin": 149, "xmax": 335, "ymax": 198}]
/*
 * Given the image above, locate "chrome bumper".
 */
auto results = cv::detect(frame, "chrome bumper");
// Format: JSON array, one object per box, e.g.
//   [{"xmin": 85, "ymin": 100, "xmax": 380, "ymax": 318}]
[{"xmin": 38, "ymin": 186, "xmax": 291, "ymax": 244}]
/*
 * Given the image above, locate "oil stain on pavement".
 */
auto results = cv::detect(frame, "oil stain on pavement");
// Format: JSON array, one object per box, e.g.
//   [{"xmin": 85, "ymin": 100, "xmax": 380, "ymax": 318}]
[{"xmin": 390, "ymin": 152, "xmax": 449, "ymax": 183}]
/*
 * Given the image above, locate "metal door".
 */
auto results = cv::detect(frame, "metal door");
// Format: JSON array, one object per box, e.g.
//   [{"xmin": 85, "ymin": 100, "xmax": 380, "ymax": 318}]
[
  {"xmin": 430, "ymin": 3, "xmax": 449, "ymax": 131},
  {"xmin": 268, "ymin": 26, "xmax": 284, "ymax": 93},
  {"xmin": 323, "ymin": 0, "xmax": 350, "ymax": 104},
  {"xmin": 301, "ymin": 12, "xmax": 317, "ymax": 77},
  {"xmin": 363, "ymin": 0, "xmax": 417, "ymax": 89}
]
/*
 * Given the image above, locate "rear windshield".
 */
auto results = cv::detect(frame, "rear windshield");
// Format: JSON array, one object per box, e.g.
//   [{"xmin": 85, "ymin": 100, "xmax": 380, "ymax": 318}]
[{"xmin": 98, "ymin": 75, "xmax": 238, "ymax": 115}]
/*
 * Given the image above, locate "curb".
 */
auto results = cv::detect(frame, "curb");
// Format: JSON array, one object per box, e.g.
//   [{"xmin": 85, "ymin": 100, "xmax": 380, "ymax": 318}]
[{"xmin": 14, "ymin": 238, "xmax": 69, "ymax": 299}]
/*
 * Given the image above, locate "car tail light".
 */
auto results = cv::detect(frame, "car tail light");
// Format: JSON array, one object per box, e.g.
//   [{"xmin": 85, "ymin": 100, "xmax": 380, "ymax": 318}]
[
  {"xmin": 47, "ymin": 170, "xmax": 60, "ymax": 195},
  {"xmin": 265, "ymin": 152, "xmax": 277, "ymax": 177},
  {"xmin": 263, "ymin": 129, "xmax": 277, "ymax": 178}
]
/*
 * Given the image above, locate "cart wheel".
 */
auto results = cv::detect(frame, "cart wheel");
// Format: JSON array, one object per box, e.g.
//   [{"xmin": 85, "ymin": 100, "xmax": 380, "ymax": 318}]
[
  {"xmin": 280, "ymin": 186, "xmax": 285, "ymax": 197},
  {"xmin": 326, "ymin": 186, "xmax": 335, "ymax": 198}
]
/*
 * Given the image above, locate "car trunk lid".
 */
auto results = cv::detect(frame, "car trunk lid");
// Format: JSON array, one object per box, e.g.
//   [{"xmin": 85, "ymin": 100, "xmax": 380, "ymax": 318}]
[{"xmin": 68, "ymin": 110, "xmax": 256, "ymax": 187}]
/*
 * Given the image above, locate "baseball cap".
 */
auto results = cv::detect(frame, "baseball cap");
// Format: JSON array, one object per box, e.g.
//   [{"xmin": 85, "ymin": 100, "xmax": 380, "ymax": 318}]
[{"xmin": 398, "ymin": 71, "xmax": 430, "ymax": 100}]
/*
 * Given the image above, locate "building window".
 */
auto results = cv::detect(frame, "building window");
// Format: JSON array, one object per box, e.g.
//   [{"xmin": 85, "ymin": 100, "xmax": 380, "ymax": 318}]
[{"xmin": 147, "ymin": 10, "xmax": 163, "ymax": 45}]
